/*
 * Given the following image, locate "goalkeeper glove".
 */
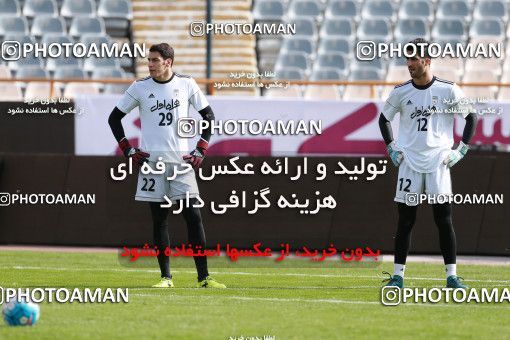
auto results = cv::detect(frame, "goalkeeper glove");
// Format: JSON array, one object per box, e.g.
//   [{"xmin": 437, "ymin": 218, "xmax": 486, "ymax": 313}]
[
  {"xmin": 118, "ymin": 138, "xmax": 150, "ymax": 165},
  {"xmin": 183, "ymin": 139, "xmax": 208, "ymax": 169},
  {"xmin": 443, "ymin": 141, "xmax": 469, "ymax": 168},
  {"xmin": 387, "ymin": 141, "xmax": 404, "ymax": 167}
]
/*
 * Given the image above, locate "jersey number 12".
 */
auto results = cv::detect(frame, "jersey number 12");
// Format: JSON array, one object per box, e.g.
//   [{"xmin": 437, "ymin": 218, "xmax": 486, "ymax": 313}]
[{"xmin": 417, "ymin": 118, "xmax": 428, "ymax": 131}]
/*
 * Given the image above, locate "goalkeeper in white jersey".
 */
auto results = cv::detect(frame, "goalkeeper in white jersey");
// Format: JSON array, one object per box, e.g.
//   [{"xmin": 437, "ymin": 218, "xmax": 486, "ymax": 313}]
[
  {"xmin": 379, "ymin": 38, "xmax": 478, "ymax": 289},
  {"xmin": 108, "ymin": 43, "xmax": 226, "ymax": 289}
]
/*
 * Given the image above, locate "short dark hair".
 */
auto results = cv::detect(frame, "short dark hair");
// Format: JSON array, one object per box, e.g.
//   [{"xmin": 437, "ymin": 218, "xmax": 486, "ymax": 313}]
[
  {"xmin": 406, "ymin": 38, "xmax": 431, "ymax": 59},
  {"xmin": 149, "ymin": 43, "xmax": 174, "ymax": 61}
]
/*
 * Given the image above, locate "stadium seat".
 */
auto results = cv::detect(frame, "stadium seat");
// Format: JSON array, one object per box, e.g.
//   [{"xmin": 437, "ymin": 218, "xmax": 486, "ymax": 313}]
[
  {"xmin": 351, "ymin": 59, "xmax": 386, "ymax": 79},
  {"xmin": 386, "ymin": 65, "xmax": 410, "ymax": 82},
  {"xmin": 265, "ymin": 86, "xmax": 302, "ymax": 98},
  {"xmin": 305, "ymin": 68, "xmax": 344, "ymax": 100},
  {"xmin": 0, "ymin": 17, "xmax": 28, "ymax": 36},
  {"xmin": 259, "ymin": 56, "xmax": 277, "ymax": 74},
  {"xmin": 432, "ymin": 68, "xmax": 461, "ymax": 83},
  {"xmin": 24, "ymin": 82, "xmax": 59, "ymax": 100},
  {"xmin": 3, "ymin": 33, "xmax": 36, "ymax": 44},
  {"xmin": 431, "ymin": 19, "xmax": 467, "ymax": 41},
  {"xmin": 15, "ymin": 66, "xmax": 49, "ymax": 79},
  {"xmin": 465, "ymin": 58, "xmax": 502, "ymax": 77},
  {"xmin": 69, "ymin": 17, "xmax": 106, "ymax": 38},
  {"xmin": 287, "ymin": 0, "xmax": 322, "ymax": 21},
  {"xmin": 381, "ymin": 65, "xmax": 410, "ymax": 100},
  {"xmin": 344, "ymin": 69, "xmax": 382, "ymax": 100},
  {"xmin": 470, "ymin": 36, "xmax": 505, "ymax": 49},
  {"xmin": 274, "ymin": 51, "xmax": 310, "ymax": 73},
  {"xmin": 473, "ymin": 0, "xmax": 507, "ymax": 23},
  {"xmin": 91, "ymin": 67, "xmax": 125, "ymax": 79},
  {"xmin": 394, "ymin": 18, "xmax": 430, "ymax": 43},
  {"xmin": 23, "ymin": 0, "xmax": 58, "ymax": 17},
  {"xmin": 103, "ymin": 83, "xmax": 130, "ymax": 94},
  {"xmin": 433, "ymin": 56, "xmax": 464, "ymax": 71},
  {"xmin": 281, "ymin": 37, "xmax": 315, "ymax": 55},
  {"xmin": 0, "ymin": 82, "xmax": 23, "ymax": 100},
  {"xmin": 258, "ymin": 38, "xmax": 281, "ymax": 56},
  {"xmin": 97, "ymin": 0, "xmax": 132, "ymax": 37},
  {"xmin": 310, "ymin": 68, "xmax": 345, "ymax": 80},
  {"xmin": 46, "ymin": 55, "xmax": 81, "ymax": 72},
  {"xmin": 469, "ymin": 19, "xmax": 505, "ymax": 42},
  {"xmin": 53, "ymin": 67, "xmax": 86, "ymax": 79},
  {"xmin": 0, "ymin": 64, "xmax": 11, "ymax": 78},
  {"xmin": 253, "ymin": 0, "xmax": 284, "ymax": 21},
  {"xmin": 63, "ymin": 82, "xmax": 99, "ymax": 98},
  {"xmin": 8, "ymin": 55, "xmax": 43, "ymax": 71},
  {"xmin": 275, "ymin": 67, "xmax": 305, "ymax": 80},
  {"xmin": 304, "ymin": 84, "xmax": 342, "ymax": 100},
  {"xmin": 31, "ymin": 16, "xmax": 66, "ymax": 37},
  {"xmin": 313, "ymin": 52, "xmax": 349, "ymax": 77},
  {"xmin": 356, "ymin": 19, "xmax": 392, "ymax": 43},
  {"xmin": 436, "ymin": 0, "xmax": 471, "ymax": 22},
  {"xmin": 434, "ymin": 37, "xmax": 467, "ymax": 48},
  {"xmin": 98, "ymin": 0, "xmax": 132, "ymax": 20},
  {"xmin": 432, "ymin": 58, "xmax": 464, "ymax": 82},
  {"xmin": 41, "ymin": 33, "xmax": 73, "ymax": 45},
  {"xmin": 83, "ymin": 56, "xmax": 120, "ymax": 72},
  {"xmin": 389, "ymin": 57, "xmax": 408, "ymax": 67},
  {"xmin": 61, "ymin": 0, "xmax": 96, "ymax": 18},
  {"xmin": 319, "ymin": 18, "xmax": 355, "ymax": 41},
  {"xmin": 80, "ymin": 33, "xmax": 129, "ymax": 69},
  {"xmin": 398, "ymin": 0, "xmax": 434, "ymax": 23},
  {"xmin": 0, "ymin": 0, "xmax": 20, "ymax": 17},
  {"xmin": 462, "ymin": 70, "xmax": 499, "ymax": 99},
  {"xmin": 290, "ymin": 18, "xmax": 317, "ymax": 38},
  {"xmin": 317, "ymin": 37, "xmax": 352, "ymax": 57},
  {"xmin": 497, "ymin": 86, "xmax": 510, "ymax": 100},
  {"xmin": 497, "ymin": 73, "xmax": 510, "ymax": 100},
  {"xmin": 324, "ymin": 0, "xmax": 360, "ymax": 22},
  {"xmin": 81, "ymin": 33, "xmax": 112, "ymax": 48},
  {"xmin": 92, "ymin": 67, "xmax": 125, "ymax": 92},
  {"xmin": 361, "ymin": 0, "xmax": 396, "ymax": 22},
  {"xmin": 502, "ymin": 51, "xmax": 510, "ymax": 71}
]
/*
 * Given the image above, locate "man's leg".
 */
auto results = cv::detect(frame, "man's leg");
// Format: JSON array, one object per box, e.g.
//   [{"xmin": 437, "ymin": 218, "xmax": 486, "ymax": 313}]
[
  {"xmin": 181, "ymin": 198, "xmax": 226, "ymax": 288},
  {"xmin": 181, "ymin": 199, "xmax": 208, "ymax": 281},
  {"xmin": 432, "ymin": 203, "xmax": 466, "ymax": 288},
  {"xmin": 432, "ymin": 203, "xmax": 456, "ymax": 267},
  {"xmin": 392, "ymin": 203, "xmax": 418, "ymax": 278},
  {"xmin": 149, "ymin": 202, "xmax": 171, "ymax": 279}
]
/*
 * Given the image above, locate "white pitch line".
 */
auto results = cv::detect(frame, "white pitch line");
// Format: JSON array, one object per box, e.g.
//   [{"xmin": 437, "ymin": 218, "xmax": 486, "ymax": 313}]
[
  {"xmin": 5, "ymin": 266, "xmax": 510, "ymax": 284},
  {"xmin": 129, "ymin": 293, "xmax": 379, "ymax": 305},
  {"xmin": 127, "ymin": 286, "xmax": 377, "ymax": 290},
  {"xmin": 127, "ymin": 294, "xmax": 510, "ymax": 309}
]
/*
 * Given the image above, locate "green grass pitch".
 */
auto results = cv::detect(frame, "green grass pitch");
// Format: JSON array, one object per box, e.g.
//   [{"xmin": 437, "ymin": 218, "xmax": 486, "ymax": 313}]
[{"xmin": 0, "ymin": 250, "xmax": 509, "ymax": 339}]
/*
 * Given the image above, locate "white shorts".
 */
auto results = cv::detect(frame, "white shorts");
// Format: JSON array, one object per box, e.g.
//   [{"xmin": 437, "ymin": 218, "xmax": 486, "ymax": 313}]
[
  {"xmin": 135, "ymin": 162, "xmax": 199, "ymax": 203},
  {"xmin": 394, "ymin": 160, "xmax": 452, "ymax": 206}
]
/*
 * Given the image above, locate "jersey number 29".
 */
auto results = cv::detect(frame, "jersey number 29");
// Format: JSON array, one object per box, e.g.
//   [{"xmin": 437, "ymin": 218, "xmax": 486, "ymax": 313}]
[{"xmin": 158, "ymin": 112, "xmax": 173, "ymax": 126}]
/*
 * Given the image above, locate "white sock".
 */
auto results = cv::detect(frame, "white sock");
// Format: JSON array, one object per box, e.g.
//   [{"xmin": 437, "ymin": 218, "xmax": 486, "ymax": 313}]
[
  {"xmin": 445, "ymin": 264, "xmax": 457, "ymax": 277},
  {"xmin": 394, "ymin": 263, "xmax": 405, "ymax": 278}
]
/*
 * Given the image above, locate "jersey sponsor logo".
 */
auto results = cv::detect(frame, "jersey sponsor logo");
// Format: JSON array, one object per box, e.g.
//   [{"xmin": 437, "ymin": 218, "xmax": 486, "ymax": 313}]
[
  {"xmin": 150, "ymin": 99, "xmax": 180, "ymax": 112},
  {"xmin": 410, "ymin": 105, "xmax": 436, "ymax": 119},
  {"xmin": 406, "ymin": 100, "xmax": 412, "ymax": 105},
  {"xmin": 148, "ymin": 93, "xmax": 155, "ymax": 98}
]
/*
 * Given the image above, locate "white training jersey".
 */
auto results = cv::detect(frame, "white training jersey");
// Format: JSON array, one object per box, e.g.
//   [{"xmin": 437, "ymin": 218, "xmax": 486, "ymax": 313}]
[
  {"xmin": 382, "ymin": 76, "xmax": 471, "ymax": 173},
  {"xmin": 116, "ymin": 73, "xmax": 209, "ymax": 163}
]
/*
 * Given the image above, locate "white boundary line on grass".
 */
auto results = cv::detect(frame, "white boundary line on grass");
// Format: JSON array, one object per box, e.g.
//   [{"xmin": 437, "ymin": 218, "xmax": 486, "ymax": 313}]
[
  {"xmin": 5, "ymin": 265, "xmax": 510, "ymax": 284},
  {"xmin": 127, "ymin": 293, "xmax": 510, "ymax": 309}
]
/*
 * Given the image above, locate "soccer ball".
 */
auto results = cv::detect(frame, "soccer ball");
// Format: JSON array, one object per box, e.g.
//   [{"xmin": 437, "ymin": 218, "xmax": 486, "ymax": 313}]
[{"xmin": 2, "ymin": 297, "xmax": 40, "ymax": 326}]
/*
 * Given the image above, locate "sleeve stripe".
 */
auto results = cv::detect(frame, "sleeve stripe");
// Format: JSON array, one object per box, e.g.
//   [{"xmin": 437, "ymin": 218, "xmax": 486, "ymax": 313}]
[{"xmin": 126, "ymin": 91, "xmax": 140, "ymax": 103}]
